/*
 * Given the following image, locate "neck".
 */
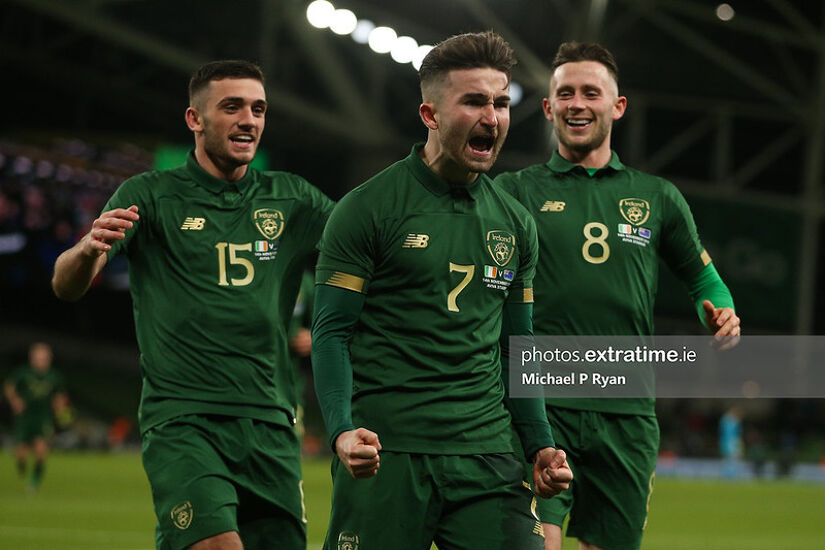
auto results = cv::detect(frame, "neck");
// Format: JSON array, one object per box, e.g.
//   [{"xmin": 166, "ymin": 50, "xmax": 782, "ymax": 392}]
[
  {"xmin": 420, "ymin": 138, "xmax": 478, "ymax": 186},
  {"xmin": 194, "ymin": 147, "xmax": 248, "ymax": 182},
  {"xmin": 557, "ymin": 143, "xmax": 612, "ymax": 169}
]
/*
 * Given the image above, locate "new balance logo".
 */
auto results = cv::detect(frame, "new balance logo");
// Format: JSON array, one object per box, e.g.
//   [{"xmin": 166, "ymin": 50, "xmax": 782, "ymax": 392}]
[
  {"xmin": 180, "ymin": 217, "xmax": 206, "ymax": 230},
  {"xmin": 401, "ymin": 234, "xmax": 429, "ymax": 248},
  {"xmin": 540, "ymin": 201, "xmax": 566, "ymax": 212}
]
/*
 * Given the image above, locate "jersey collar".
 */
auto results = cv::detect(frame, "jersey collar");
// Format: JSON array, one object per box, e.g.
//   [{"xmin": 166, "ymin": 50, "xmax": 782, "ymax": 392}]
[
  {"xmin": 186, "ymin": 151, "xmax": 253, "ymax": 194},
  {"xmin": 406, "ymin": 143, "xmax": 484, "ymax": 199},
  {"xmin": 546, "ymin": 150, "xmax": 626, "ymax": 175}
]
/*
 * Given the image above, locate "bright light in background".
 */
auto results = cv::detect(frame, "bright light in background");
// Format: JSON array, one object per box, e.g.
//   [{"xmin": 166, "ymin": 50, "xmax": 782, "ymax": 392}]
[
  {"xmin": 330, "ymin": 9, "xmax": 357, "ymax": 35},
  {"xmin": 509, "ymin": 81, "xmax": 523, "ymax": 107},
  {"xmin": 368, "ymin": 26, "xmax": 397, "ymax": 54},
  {"xmin": 716, "ymin": 3, "xmax": 735, "ymax": 21},
  {"xmin": 411, "ymin": 45, "xmax": 433, "ymax": 70},
  {"xmin": 391, "ymin": 36, "xmax": 419, "ymax": 64},
  {"xmin": 303, "ymin": 2, "xmax": 522, "ymax": 105},
  {"xmin": 351, "ymin": 19, "xmax": 374, "ymax": 44},
  {"xmin": 306, "ymin": 0, "xmax": 335, "ymax": 29}
]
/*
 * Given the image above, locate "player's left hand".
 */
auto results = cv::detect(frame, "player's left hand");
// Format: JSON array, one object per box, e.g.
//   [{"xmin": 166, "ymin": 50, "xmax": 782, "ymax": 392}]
[
  {"xmin": 702, "ymin": 300, "xmax": 741, "ymax": 351},
  {"xmin": 532, "ymin": 447, "xmax": 573, "ymax": 498}
]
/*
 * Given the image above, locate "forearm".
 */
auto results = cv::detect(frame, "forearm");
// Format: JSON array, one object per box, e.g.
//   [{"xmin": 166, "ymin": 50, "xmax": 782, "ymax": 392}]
[
  {"xmin": 52, "ymin": 235, "xmax": 107, "ymax": 301},
  {"xmin": 688, "ymin": 263, "xmax": 734, "ymax": 328},
  {"xmin": 500, "ymin": 301, "xmax": 556, "ymax": 459},
  {"xmin": 311, "ymin": 284, "xmax": 365, "ymax": 450}
]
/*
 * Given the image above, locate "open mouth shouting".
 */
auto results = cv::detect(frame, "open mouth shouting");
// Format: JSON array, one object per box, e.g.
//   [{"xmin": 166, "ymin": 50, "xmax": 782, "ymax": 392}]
[{"xmin": 468, "ymin": 133, "xmax": 496, "ymax": 158}]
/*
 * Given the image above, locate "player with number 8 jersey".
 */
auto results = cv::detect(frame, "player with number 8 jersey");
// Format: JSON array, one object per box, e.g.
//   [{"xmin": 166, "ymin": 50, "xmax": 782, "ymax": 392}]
[{"xmin": 496, "ymin": 152, "xmax": 707, "ymax": 416}]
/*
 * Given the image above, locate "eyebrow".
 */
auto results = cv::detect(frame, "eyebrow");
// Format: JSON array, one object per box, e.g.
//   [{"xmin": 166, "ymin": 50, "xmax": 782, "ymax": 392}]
[
  {"xmin": 460, "ymin": 92, "xmax": 511, "ymax": 102},
  {"xmin": 217, "ymin": 97, "xmax": 268, "ymax": 108},
  {"xmin": 555, "ymin": 84, "xmax": 602, "ymax": 93}
]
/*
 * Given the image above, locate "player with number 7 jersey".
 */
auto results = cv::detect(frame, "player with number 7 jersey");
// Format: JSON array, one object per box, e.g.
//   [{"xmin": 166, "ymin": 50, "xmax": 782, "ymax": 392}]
[{"xmin": 314, "ymin": 143, "xmax": 539, "ymax": 454}]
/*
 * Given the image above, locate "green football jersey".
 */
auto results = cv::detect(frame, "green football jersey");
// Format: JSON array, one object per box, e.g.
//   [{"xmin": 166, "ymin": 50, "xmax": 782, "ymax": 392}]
[
  {"xmin": 316, "ymin": 144, "xmax": 538, "ymax": 454},
  {"xmin": 105, "ymin": 153, "xmax": 334, "ymax": 433},
  {"xmin": 6, "ymin": 366, "xmax": 64, "ymax": 419},
  {"xmin": 496, "ymin": 151, "xmax": 709, "ymax": 415}
]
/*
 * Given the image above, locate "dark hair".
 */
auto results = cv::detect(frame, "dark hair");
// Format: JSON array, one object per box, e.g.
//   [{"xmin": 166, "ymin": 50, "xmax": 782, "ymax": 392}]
[
  {"xmin": 419, "ymin": 31, "xmax": 516, "ymax": 92},
  {"xmin": 188, "ymin": 60, "xmax": 265, "ymax": 105},
  {"xmin": 552, "ymin": 42, "xmax": 619, "ymax": 85}
]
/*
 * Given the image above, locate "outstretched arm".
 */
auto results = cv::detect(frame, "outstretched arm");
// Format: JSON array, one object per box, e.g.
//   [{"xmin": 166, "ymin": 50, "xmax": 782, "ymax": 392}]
[{"xmin": 52, "ymin": 206, "xmax": 139, "ymax": 301}]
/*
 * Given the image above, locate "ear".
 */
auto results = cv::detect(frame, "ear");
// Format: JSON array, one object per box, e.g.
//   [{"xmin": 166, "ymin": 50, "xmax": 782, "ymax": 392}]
[
  {"xmin": 541, "ymin": 97, "xmax": 553, "ymax": 122},
  {"xmin": 419, "ymin": 102, "xmax": 438, "ymax": 131},
  {"xmin": 185, "ymin": 107, "xmax": 203, "ymax": 132},
  {"xmin": 613, "ymin": 95, "xmax": 627, "ymax": 121}
]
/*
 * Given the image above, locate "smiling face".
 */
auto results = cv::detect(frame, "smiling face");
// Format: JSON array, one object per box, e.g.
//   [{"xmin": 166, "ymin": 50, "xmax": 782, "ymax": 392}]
[
  {"xmin": 544, "ymin": 60, "xmax": 626, "ymax": 167},
  {"xmin": 186, "ymin": 77, "xmax": 267, "ymax": 181},
  {"xmin": 420, "ymin": 67, "xmax": 510, "ymax": 184}
]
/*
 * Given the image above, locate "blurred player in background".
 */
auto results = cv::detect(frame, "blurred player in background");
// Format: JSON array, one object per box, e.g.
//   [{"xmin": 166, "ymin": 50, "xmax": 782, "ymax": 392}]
[
  {"xmin": 52, "ymin": 60, "xmax": 334, "ymax": 550},
  {"xmin": 4, "ymin": 341, "xmax": 70, "ymax": 491},
  {"xmin": 496, "ymin": 42, "xmax": 741, "ymax": 550},
  {"xmin": 312, "ymin": 31, "xmax": 571, "ymax": 550},
  {"xmin": 719, "ymin": 406, "xmax": 744, "ymax": 478}
]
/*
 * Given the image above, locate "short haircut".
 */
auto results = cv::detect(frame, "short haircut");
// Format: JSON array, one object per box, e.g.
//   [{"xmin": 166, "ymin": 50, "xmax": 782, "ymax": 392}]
[
  {"xmin": 418, "ymin": 31, "xmax": 516, "ymax": 100},
  {"xmin": 188, "ymin": 60, "xmax": 265, "ymax": 106},
  {"xmin": 551, "ymin": 42, "xmax": 619, "ymax": 85}
]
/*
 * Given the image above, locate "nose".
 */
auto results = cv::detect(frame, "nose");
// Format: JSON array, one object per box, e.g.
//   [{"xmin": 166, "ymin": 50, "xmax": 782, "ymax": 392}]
[
  {"xmin": 568, "ymin": 92, "xmax": 585, "ymax": 111},
  {"xmin": 238, "ymin": 106, "xmax": 258, "ymax": 128},
  {"xmin": 480, "ymin": 103, "xmax": 498, "ymax": 127}
]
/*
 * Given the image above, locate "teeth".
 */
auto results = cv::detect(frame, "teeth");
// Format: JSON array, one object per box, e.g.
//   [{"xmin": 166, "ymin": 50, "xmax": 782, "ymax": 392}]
[
  {"xmin": 233, "ymin": 136, "xmax": 253, "ymax": 142},
  {"xmin": 567, "ymin": 119, "xmax": 590, "ymax": 126}
]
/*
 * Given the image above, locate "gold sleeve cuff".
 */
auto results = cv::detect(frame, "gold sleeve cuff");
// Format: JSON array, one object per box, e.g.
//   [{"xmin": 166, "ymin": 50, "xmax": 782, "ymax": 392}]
[
  {"xmin": 523, "ymin": 288, "xmax": 534, "ymax": 303},
  {"xmin": 700, "ymin": 249, "xmax": 712, "ymax": 266}
]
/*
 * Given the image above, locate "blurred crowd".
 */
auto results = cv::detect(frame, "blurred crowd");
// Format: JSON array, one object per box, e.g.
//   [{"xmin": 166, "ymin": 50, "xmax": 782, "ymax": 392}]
[{"xmin": 0, "ymin": 137, "xmax": 152, "ymax": 289}]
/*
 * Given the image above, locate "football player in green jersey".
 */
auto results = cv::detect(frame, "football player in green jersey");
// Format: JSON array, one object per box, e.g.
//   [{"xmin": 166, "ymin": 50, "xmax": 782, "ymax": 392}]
[
  {"xmin": 53, "ymin": 60, "xmax": 334, "ymax": 550},
  {"xmin": 4, "ymin": 342, "xmax": 69, "ymax": 491},
  {"xmin": 496, "ymin": 42, "xmax": 741, "ymax": 550},
  {"xmin": 312, "ymin": 31, "xmax": 572, "ymax": 550}
]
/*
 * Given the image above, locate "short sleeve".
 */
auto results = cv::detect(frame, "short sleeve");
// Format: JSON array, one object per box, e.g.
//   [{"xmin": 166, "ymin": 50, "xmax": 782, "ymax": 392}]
[{"xmin": 315, "ymin": 188, "xmax": 377, "ymax": 294}]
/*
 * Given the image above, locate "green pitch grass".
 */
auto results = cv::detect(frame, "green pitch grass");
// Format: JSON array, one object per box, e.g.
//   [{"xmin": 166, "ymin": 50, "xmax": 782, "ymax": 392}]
[{"xmin": 1, "ymin": 451, "xmax": 823, "ymax": 549}]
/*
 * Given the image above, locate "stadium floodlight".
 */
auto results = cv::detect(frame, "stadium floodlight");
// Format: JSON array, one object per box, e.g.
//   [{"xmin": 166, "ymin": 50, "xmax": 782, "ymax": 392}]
[
  {"xmin": 509, "ymin": 81, "xmax": 523, "ymax": 107},
  {"xmin": 716, "ymin": 3, "xmax": 735, "ymax": 21},
  {"xmin": 411, "ymin": 45, "xmax": 433, "ymax": 70},
  {"xmin": 306, "ymin": 0, "xmax": 335, "ymax": 29},
  {"xmin": 368, "ymin": 26, "xmax": 397, "ymax": 54},
  {"xmin": 351, "ymin": 19, "xmax": 374, "ymax": 44},
  {"xmin": 390, "ymin": 36, "xmax": 419, "ymax": 64},
  {"xmin": 330, "ymin": 9, "xmax": 357, "ymax": 35}
]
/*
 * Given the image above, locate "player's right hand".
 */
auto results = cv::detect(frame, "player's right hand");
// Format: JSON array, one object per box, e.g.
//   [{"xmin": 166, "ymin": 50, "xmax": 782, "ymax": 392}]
[
  {"xmin": 334, "ymin": 427, "xmax": 382, "ymax": 479},
  {"xmin": 84, "ymin": 205, "xmax": 139, "ymax": 255}
]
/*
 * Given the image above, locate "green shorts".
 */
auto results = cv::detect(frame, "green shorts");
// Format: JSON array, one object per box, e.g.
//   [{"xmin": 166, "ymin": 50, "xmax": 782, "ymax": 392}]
[
  {"xmin": 537, "ymin": 409, "xmax": 658, "ymax": 550},
  {"xmin": 324, "ymin": 451, "xmax": 544, "ymax": 550},
  {"xmin": 14, "ymin": 411, "xmax": 53, "ymax": 443},
  {"xmin": 141, "ymin": 414, "xmax": 306, "ymax": 550}
]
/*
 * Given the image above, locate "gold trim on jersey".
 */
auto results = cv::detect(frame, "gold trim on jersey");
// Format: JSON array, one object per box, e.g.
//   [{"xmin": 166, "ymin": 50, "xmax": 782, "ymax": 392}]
[
  {"xmin": 700, "ymin": 249, "xmax": 712, "ymax": 266},
  {"xmin": 523, "ymin": 288, "xmax": 534, "ymax": 303},
  {"xmin": 325, "ymin": 272, "xmax": 365, "ymax": 293}
]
